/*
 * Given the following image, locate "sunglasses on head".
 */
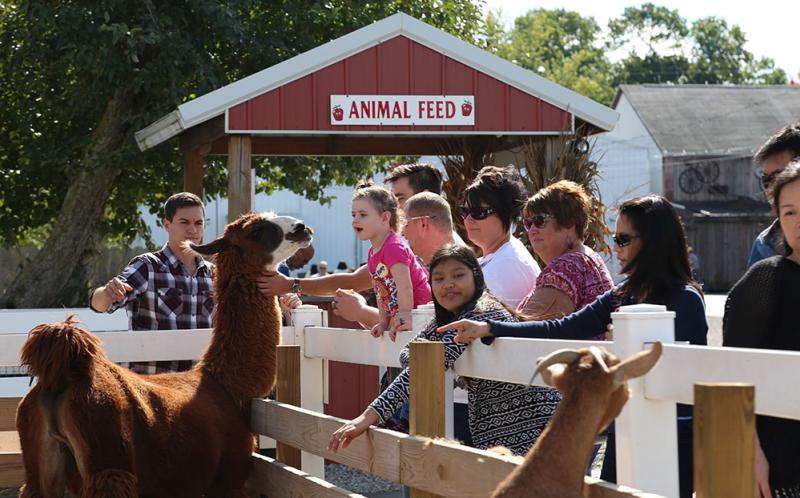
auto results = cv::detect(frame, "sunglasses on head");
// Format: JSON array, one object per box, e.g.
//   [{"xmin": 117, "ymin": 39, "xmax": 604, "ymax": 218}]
[
  {"xmin": 522, "ymin": 214, "xmax": 553, "ymax": 231},
  {"xmin": 460, "ymin": 206, "xmax": 496, "ymax": 220},
  {"xmin": 612, "ymin": 232, "xmax": 639, "ymax": 248}
]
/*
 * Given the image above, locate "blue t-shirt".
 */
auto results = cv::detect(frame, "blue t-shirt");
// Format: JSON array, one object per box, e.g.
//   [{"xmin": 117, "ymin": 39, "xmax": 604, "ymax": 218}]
[{"xmin": 747, "ymin": 219, "xmax": 779, "ymax": 268}]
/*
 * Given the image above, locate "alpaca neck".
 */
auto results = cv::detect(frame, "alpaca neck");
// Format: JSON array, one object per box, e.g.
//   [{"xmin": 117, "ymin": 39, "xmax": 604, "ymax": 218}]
[
  {"xmin": 199, "ymin": 267, "xmax": 280, "ymax": 404},
  {"xmin": 495, "ymin": 387, "xmax": 611, "ymax": 497}
]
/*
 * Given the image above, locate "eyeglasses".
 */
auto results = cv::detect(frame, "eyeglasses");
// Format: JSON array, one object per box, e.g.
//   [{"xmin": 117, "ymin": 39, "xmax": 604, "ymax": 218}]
[
  {"xmin": 761, "ymin": 171, "xmax": 780, "ymax": 190},
  {"xmin": 522, "ymin": 214, "xmax": 553, "ymax": 231},
  {"xmin": 460, "ymin": 206, "xmax": 495, "ymax": 221},
  {"xmin": 612, "ymin": 232, "xmax": 640, "ymax": 248},
  {"xmin": 404, "ymin": 215, "xmax": 436, "ymax": 224}
]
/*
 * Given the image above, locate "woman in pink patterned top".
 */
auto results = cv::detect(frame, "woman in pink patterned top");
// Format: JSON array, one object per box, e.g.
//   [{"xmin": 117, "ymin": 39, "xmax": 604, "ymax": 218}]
[{"xmin": 518, "ymin": 180, "xmax": 613, "ymax": 340}]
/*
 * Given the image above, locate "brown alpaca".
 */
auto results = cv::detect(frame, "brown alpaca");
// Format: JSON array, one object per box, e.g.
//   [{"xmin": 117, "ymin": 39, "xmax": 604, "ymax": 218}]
[
  {"xmin": 491, "ymin": 343, "xmax": 663, "ymax": 498},
  {"xmin": 15, "ymin": 212, "xmax": 312, "ymax": 498}
]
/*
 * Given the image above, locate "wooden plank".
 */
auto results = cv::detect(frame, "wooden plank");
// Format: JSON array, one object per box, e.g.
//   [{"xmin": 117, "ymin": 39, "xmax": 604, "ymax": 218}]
[
  {"xmin": 178, "ymin": 115, "xmax": 225, "ymax": 154},
  {"xmin": 0, "ymin": 452, "xmax": 24, "ymax": 487},
  {"xmin": 250, "ymin": 399, "xmax": 404, "ymax": 482},
  {"xmin": 0, "ymin": 399, "xmax": 20, "ymax": 432},
  {"xmin": 246, "ymin": 453, "xmax": 366, "ymax": 498},
  {"xmin": 183, "ymin": 147, "xmax": 205, "ymax": 199},
  {"xmin": 276, "ymin": 345, "xmax": 302, "ymax": 469},
  {"xmin": 408, "ymin": 341, "xmax": 444, "ymax": 498},
  {"xmin": 583, "ymin": 477, "xmax": 666, "ymax": 498},
  {"xmin": 644, "ymin": 344, "xmax": 800, "ymax": 420},
  {"xmin": 693, "ymin": 383, "xmax": 754, "ymax": 498},
  {"xmin": 0, "ymin": 432, "xmax": 20, "ymax": 452},
  {"xmin": 227, "ymin": 135, "xmax": 252, "ymax": 222},
  {"xmin": 304, "ymin": 327, "xmax": 415, "ymax": 367}
]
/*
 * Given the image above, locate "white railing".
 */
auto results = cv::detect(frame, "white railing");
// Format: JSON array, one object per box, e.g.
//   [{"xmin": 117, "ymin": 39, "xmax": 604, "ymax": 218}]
[{"xmin": 2, "ymin": 303, "xmax": 800, "ymax": 497}]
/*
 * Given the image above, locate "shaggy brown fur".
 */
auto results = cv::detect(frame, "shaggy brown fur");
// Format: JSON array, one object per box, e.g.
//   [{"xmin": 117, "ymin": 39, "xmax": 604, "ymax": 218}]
[
  {"xmin": 491, "ymin": 343, "xmax": 663, "ymax": 498},
  {"xmin": 16, "ymin": 212, "xmax": 312, "ymax": 498}
]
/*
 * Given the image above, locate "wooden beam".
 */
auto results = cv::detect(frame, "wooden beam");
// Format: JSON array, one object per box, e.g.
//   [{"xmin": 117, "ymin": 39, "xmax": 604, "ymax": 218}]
[
  {"xmin": 0, "ymin": 432, "xmax": 20, "ymax": 453},
  {"xmin": 694, "ymin": 383, "xmax": 755, "ymax": 498},
  {"xmin": 0, "ymin": 452, "xmax": 24, "ymax": 487},
  {"xmin": 276, "ymin": 345, "xmax": 302, "ymax": 469},
  {"xmin": 183, "ymin": 147, "xmax": 204, "ymax": 198},
  {"xmin": 227, "ymin": 135, "xmax": 252, "ymax": 222},
  {"xmin": 247, "ymin": 453, "xmax": 366, "ymax": 497},
  {"xmin": 0, "ymin": 398, "xmax": 19, "ymax": 432},
  {"xmin": 408, "ymin": 341, "xmax": 445, "ymax": 498},
  {"xmin": 178, "ymin": 115, "xmax": 225, "ymax": 154}
]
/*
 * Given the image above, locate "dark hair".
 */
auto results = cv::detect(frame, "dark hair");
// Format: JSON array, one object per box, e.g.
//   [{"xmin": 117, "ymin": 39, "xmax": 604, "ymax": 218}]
[
  {"xmin": 337, "ymin": 261, "xmax": 348, "ymax": 271},
  {"xmin": 385, "ymin": 163, "xmax": 443, "ymax": 195},
  {"xmin": 164, "ymin": 192, "xmax": 204, "ymax": 221},
  {"xmin": 755, "ymin": 122, "xmax": 800, "ymax": 165},
  {"xmin": 353, "ymin": 181, "xmax": 399, "ymax": 231},
  {"xmin": 429, "ymin": 245, "xmax": 486, "ymax": 326},
  {"xmin": 463, "ymin": 166, "xmax": 528, "ymax": 233},
  {"xmin": 524, "ymin": 180, "xmax": 592, "ymax": 239},
  {"xmin": 617, "ymin": 195, "xmax": 697, "ymax": 303},
  {"xmin": 771, "ymin": 160, "xmax": 800, "ymax": 256}
]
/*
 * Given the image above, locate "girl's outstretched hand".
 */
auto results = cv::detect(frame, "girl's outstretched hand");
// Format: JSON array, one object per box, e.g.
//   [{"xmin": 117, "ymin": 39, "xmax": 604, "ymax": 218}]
[
  {"xmin": 328, "ymin": 409, "xmax": 380, "ymax": 454},
  {"xmin": 435, "ymin": 319, "xmax": 492, "ymax": 344}
]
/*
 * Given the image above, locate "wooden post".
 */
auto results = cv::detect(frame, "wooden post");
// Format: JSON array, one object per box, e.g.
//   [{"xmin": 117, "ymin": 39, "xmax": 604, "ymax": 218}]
[
  {"xmin": 276, "ymin": 345, "xmax": 302, "ymax": 469},
  {"xmin": 227, "ymin": 135, "xmax": 252, "ymax": 222},
  {"xmin": 183, "ymin": 147, "xmax": 205, "ymax": 198},
  {"xmin": 694, "ymin": 383, "xmax": 755, "ymax": 498},
  {"xmin": 409, "ymin": 340, "xmax": 445, "ymax": 498}
]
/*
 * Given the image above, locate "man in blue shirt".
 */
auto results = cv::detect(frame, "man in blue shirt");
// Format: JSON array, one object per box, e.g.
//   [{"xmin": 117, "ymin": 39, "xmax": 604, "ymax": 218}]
[{"xmin": 748, "ymin": 123, "xmax": 800, "ymax": 267}]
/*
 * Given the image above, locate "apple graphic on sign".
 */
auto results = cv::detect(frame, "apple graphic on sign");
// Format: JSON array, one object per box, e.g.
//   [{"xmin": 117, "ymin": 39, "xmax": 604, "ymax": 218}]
[
  {"xmin": 461, "ymin": 100, "xmax": 473, "ymax": 117},
  {"xmin": 332, "ymin": 105, "xmax": 344, "ymax": 122}
]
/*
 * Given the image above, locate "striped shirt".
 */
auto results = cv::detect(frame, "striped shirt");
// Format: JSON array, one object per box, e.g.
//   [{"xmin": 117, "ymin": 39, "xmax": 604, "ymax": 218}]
[{"xmin": 106, "ymin": 244, "xmax": 214, "ymax": 374}]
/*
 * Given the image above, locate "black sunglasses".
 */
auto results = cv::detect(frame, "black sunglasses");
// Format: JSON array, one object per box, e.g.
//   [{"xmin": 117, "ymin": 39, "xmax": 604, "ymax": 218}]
[
  {"xmin": 460, "ymin": 206, "xmax": 496, "ymax": 221},
  {"xmin": 612, "ymin": 232, "xmax": 639, "ymax": 248},
  {"xmin": 761, "ymin": 171, "xmax": 780, "ymax": 190},
  {"xmin": 522, "ymin": 214, "xmax": 553, "ymax": 231}
]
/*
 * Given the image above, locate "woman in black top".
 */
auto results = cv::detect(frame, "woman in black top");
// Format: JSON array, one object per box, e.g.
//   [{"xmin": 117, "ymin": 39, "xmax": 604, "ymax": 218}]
[
  {"xmin": 439, "ymin": 195, "xmax": 707, "ymax": 498},
  {"xmin": 724, "ymin": 161, "xmax": 800, "ymax": 498}
]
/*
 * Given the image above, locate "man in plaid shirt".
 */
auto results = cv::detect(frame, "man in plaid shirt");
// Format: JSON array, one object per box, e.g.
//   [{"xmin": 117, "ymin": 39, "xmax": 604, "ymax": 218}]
[{"xmin": 90, "ymin": 192, "xmax": 213, "ymax": 374}]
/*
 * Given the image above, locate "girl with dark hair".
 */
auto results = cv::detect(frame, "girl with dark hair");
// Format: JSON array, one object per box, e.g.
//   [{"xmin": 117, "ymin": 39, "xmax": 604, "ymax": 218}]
[
  {"xmin": 329, "ymin": 245, "xmax": 551, "ymax": 456},
  {"xmin": 439, "ymin": 195, "xmax": 707, "ymax": 498},
  {"xmin": 724, "ymin": 161, "xmax": 800, "ymax": 498}
]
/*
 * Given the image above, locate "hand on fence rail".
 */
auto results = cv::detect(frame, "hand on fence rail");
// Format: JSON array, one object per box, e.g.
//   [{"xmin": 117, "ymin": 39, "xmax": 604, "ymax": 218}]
[
  {"xmin": 436, "ymin": 319, "xmax": 491, "ymax": 343},
  {"xmin": 328, "ymin": 408, "xmax": 381, "ymax": 453}
]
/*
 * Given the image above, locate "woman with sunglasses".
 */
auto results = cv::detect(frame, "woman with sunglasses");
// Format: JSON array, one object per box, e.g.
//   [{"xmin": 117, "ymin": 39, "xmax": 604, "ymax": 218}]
[
  {"xmin": 460, "ymin": 166, "xmax": 540, "ymax": 309},
  {"xmin": 724, "ymin": 162, "xmax": 800, "ymax": 498},
  {"xmin": 439, "ymin": 194, "xmax": 706, "ymax": 498},
  {"xmin": 518, "ymin": 180, "xmax": 613, "ymax": 327}
]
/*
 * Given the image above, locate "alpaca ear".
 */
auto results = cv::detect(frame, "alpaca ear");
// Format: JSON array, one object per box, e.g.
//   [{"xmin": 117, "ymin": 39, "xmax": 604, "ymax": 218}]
[
  {"xmin": 611, "ymin": 341, "xmax": 663, "ymax": 385},
  {"xmin": 190, "ymin": 238, "xmax": 232, "ymax": 255}
]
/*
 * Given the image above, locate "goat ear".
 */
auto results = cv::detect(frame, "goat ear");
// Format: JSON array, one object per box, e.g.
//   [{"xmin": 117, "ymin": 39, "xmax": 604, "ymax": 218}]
[
  {"xmin": 611, "ymin": 341, "xmax": 663, "ymax": 385},
  {"xmin": 247, "ymin": 220, "xmax": 283, "ymax": 254},
  {"xmin": 190, "ymin": 238, "xmax": 232, "ymax": 255}
]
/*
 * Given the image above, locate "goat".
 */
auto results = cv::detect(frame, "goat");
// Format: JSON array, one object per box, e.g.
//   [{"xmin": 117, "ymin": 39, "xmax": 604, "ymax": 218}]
[
  {"xmin": 491, "ymin": 342, "xmax": 663, "ymax": 498},
  {"xmin": 16, "ymin": 212, "xmax": 312, "ymax": 498}
]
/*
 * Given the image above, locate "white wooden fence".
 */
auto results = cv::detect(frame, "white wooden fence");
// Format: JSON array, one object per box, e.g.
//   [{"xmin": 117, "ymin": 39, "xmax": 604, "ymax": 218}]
[{"xmin": 1, "ymin": 303, "xmax": 799, "ymax": 497}]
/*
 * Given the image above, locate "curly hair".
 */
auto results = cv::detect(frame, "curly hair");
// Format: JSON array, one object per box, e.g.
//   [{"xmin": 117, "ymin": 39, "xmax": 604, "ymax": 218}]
[
  {"xmin": 462, "ymin": 166, "xmax": 528, "ymax": 233},
  {"xmin": 524, "ymin": 180, "xmax": 592, "ymax": 239}
]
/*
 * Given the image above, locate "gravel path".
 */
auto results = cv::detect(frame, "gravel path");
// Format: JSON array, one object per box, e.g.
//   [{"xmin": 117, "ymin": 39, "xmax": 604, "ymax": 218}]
[{"xmin": 325, "ymin": 463, "xmax": 403, "ymax": 497}]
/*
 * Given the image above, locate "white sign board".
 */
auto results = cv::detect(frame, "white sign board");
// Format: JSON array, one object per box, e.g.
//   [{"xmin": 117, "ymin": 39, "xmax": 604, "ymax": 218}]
[{"xmin": 330, "ymin": 95, "xmax": 474, "ymax": 126}]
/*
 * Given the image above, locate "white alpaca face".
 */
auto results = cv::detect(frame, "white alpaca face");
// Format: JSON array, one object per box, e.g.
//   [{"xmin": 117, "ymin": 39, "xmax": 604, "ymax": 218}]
[{"xmin": 264, "ymin": 214, "xmax": 313, "ymax": 270}]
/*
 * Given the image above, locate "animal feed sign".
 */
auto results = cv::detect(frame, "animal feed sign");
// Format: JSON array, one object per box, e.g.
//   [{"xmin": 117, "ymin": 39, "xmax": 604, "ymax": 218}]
[{"xmin": 330, "ymin": 95, "xmax": 474, "ymax": 126}]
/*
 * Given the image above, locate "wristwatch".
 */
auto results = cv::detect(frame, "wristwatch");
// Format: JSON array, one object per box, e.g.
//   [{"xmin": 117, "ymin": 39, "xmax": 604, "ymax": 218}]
[{"xmin": 291, "ymin": 278, "xmax": 302, "ymax": 295}]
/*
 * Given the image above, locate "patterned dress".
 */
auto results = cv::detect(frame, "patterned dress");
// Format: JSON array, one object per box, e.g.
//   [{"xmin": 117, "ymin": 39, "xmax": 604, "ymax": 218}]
[{"xmin": 369, "ymin": 293, "xmax": 559, "ymax": 455}]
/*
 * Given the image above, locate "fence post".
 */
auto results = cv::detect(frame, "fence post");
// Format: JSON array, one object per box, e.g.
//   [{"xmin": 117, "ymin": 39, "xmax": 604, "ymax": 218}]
[
  {"xmin": 276, "ymin": 344, "xmax": 302, "ymax": 469},
  {"xmin": 408, "ymin": 341, "xmax": 445, "ymax": 498},
  {"xmin": 411, "ymin": 304, "xmax": 455, "ymax": 438},
  {"xmin": 611, "ymin": 303, "xmax": 679, "ymax": 497},
  {"xmin": 288, "ymin": 304, "xmax": 326, "ymax": 479},
  {"xmin": 694, "ymin": 383, "xmax": 754, "ymax": 498}
]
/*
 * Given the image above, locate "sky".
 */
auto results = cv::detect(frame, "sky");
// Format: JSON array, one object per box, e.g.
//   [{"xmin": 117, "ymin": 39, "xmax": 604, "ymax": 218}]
[{"xmin": 482, "ymin": 0, "xmax": 799, "ymax": 79}]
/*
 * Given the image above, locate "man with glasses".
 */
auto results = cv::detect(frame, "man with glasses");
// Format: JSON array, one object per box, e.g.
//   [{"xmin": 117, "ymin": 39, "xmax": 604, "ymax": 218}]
[
  {"xmin": 748, "ymin": 123, "xmax": 800, "ymax": 267},
  {"xmin": 90, "ymin": 192, "xmax": 214, "ymax": 373}
]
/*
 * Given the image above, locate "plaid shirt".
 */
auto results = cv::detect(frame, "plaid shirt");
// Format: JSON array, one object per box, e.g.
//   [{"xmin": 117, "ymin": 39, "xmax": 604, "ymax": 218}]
[{"xmin": 106, "ymin": 244, "xmax": 214, "ymax": 374}]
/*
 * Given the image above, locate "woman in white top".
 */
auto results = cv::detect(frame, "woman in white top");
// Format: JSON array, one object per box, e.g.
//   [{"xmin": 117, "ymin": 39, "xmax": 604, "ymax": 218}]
[{"xmin": 460, "ymin": 166, "xmax": 540, "ymax": 308}]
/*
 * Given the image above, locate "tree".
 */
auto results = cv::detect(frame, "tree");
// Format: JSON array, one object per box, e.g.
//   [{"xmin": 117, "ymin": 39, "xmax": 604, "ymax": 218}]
[
  {"xmin": 484, "ymin": 8, "xmax": 614, "ymax": 105},
  {"xmin": 0, "ymin": 0, "xmax": 484, "ymax": 307}
]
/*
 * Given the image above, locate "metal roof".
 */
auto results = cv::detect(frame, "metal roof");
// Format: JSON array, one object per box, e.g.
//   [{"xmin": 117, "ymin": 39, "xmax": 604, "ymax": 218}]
[
  {"xmin": 136, "ymin": 12, "xmax": 618, "ymax": 151},
  {"xmin": 616, "ymin": 84, "xmax": 800, "ymax": 156}
]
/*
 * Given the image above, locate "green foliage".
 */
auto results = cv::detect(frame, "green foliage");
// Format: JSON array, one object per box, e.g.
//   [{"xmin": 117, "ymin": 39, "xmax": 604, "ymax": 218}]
[{"xmin": 0, "ymin": 0, "xmax": 483, "ymax": 248}]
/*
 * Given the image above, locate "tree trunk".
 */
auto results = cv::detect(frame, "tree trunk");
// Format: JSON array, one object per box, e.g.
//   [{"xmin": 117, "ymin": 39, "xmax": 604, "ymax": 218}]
[{"xmin": 4, "ymin": 87, "xmax": 133, "ymax": 308}]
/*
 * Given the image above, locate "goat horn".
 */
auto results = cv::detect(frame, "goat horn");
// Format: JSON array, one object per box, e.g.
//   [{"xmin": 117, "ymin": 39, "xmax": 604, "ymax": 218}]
[
  {"xmin": 589, "ymin": 346, "xmax": 610, "ymax": 374},
  {"xmin": 528, "ymin": 349, "xmax": 582, "ymax": 386}
]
